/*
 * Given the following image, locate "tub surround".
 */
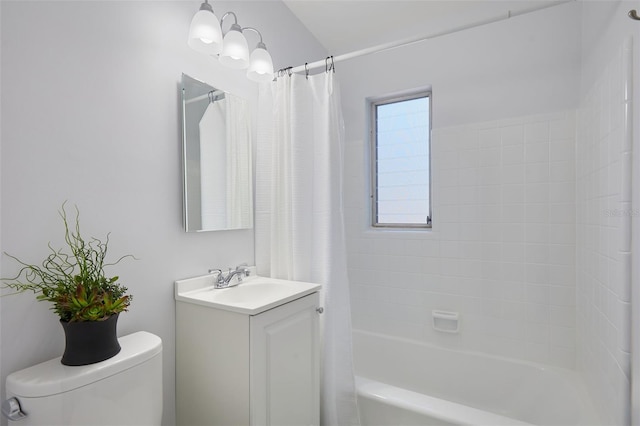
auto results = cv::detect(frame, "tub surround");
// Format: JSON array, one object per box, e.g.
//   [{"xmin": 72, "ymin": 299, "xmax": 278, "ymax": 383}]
[
  {"xmin": 348, "ymin": 110, "xmax": 577, "ymax": 368},
  {"xmin": 576, "ymin": 39, "xmax": 634, "ymax": 425}
]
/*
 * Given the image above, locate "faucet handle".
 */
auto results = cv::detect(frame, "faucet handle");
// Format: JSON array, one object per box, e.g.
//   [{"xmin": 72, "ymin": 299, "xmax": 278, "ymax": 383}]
[
  {"xmin": 208, "ymin": 269, "xmax": 225, "ymax": 285},
  {"xmin": 235, "ymin": 263, "xmax": 251, "ymax": 277}
]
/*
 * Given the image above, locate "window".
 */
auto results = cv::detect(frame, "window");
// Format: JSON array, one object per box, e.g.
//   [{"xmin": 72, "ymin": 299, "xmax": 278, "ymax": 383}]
[{"xmin": 371, "ymin": 91, "xmax": 431, "ymax": 228}]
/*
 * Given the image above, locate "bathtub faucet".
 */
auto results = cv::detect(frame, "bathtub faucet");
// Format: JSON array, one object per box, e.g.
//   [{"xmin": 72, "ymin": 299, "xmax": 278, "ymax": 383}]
[{"xmin": 208, "ymin": 264, "xmax": 251, "ymax": 288}]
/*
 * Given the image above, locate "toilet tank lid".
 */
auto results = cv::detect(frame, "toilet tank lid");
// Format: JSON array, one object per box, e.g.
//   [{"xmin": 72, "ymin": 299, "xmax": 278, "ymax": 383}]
[{"xmin": 6, "ymin": 331, "xmax": 162, "ymax": 398}]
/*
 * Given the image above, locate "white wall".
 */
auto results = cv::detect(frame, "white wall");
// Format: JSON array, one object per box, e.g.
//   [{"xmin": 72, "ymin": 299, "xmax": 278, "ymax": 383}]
[
  {"xmin": 341, "ymin": 1, "xmax": 582, "ymax": 368},
  {"xmin": 577, "ymin": 1, "xmax": 640, "ymax": 424},
  {"xmin": 0, "ymin": 2, "xmax": 325, "ymax": 425}
]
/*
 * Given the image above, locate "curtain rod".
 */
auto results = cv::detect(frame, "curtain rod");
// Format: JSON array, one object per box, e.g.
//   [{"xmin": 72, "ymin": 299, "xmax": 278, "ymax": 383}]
[
  {"xmin": 185, "ymin": 89, "xmax": 226, "ymax": 105},
  {"xmin": 288, "ymin": 0, "xmax": 574, "ymax": 75}
]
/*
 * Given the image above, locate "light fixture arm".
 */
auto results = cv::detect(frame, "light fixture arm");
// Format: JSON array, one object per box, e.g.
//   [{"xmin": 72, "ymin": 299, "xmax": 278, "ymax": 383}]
[
  {"xmin": 241, "ymin": 27, "xmax": 266, "ymax": 49},
  {"xmin": 220, "ymin": 11, "xmax": 240, "ymax": 34}
]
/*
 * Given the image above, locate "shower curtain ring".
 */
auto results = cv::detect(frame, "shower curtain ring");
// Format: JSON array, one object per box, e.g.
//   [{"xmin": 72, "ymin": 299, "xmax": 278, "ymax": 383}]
[
  {"xmin": 305, "ymin": 62, "xmax": 309, "ymax": 80},
  {"xmin": 629, "ymin": 9, "xmax": 640, "ymax": 20},
  {"xmin": 325, "ymin": 56, "xmax": 335, "ymax": 73}
]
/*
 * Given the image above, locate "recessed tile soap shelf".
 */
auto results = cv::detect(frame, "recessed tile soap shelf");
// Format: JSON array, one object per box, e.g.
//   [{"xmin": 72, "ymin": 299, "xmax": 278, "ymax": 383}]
[{"xmin": 432, "ymin": 310, "xmax": 460, "ymax": 333}]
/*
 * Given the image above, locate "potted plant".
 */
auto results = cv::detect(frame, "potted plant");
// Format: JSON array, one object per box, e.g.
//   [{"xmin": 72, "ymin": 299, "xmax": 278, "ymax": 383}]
[{"xmin": 2, "ymin": 203, "xmax": 133, "ymax": 366}]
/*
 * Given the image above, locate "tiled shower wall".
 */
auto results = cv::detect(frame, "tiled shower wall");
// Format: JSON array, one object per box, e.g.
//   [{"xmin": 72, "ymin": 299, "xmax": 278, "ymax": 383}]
[
  {"xmin": 346, "ymin": 111, "xmax": 577, "ymax": 368},
  {"xmin": 576, "ymin": 40, "xmax": 632, "ymax": 425}
]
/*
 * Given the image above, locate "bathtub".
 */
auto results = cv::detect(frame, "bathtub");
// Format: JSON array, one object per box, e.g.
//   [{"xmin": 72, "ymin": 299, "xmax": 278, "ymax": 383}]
[{"xmin": 353, "ymin": 330, "xmax": 602, "ymax": 426}]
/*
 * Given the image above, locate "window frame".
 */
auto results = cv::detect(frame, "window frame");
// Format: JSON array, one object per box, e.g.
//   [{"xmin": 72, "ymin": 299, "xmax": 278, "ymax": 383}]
[{"xmin": 370, "ymin": 90, "xmax": 433, "ymax": 229}]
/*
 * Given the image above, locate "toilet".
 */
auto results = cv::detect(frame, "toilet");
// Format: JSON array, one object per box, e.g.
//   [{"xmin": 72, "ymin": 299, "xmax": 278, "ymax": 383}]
[{"xmin": 3, "ymin": 331, "xmax": 162, "ymax": 426}]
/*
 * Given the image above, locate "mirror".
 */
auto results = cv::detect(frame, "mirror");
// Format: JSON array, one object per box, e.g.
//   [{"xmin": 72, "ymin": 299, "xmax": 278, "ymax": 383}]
[{"xmin": 182, "ymin": 74, "xmax": 253, "ymax": 232}]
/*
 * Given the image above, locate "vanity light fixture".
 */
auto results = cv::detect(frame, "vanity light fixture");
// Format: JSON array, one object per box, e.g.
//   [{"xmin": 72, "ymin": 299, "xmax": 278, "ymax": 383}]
[
  {"xmin": 188, "ymin": 1, "xmax": 274, "ymax": 82},
  {"xmin": 244, "ymin": 28, "xmax": 275, "ymax": 83},
  {"xmin": 187, "ymin": 0, "xmax": 222, "ymax": 55},
  {"xmin": 219, "ymin": 13, "xmax": 250, "ymax": 69}
]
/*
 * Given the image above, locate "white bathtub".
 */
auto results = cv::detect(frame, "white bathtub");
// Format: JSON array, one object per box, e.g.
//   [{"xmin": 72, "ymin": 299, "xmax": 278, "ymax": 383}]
[{"xmin": 353, "ymin": 330, "xmax": 602, "ymax": 426}]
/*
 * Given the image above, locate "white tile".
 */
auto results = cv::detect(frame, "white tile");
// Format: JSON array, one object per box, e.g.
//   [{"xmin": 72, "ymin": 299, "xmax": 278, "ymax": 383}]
[
  {"xmin": 502, "ymin": 184, "xmax": 525, "ymax": 203},
  {"xmin": 481, "ymin": 241, "xmax": 502, "ymax": 260},
  {"xmin": 502, "ymin": 223, "xmax": 525, "ymax": 242},
  {"xmin": 526, "ymin": 244, "xmax": 549, "ymax": 264},
  {"xmin": 421, "ymin": 240, "xmax": 440, "ymax": 257},
  {"xmin": 478, "ymin": 127, "xmax": 500, "ymax": 148},
  {"xmin": 548, "ymin": 244, "xmax": 576, "ymax": 265},
  {"xmin": 550, "ymin": 325, "xmax": 575, "ymax": 348},
  {"xmin": 503, "ymin": 282, "xmax": 526, "ymax": 302},
  {"xmin": 526, "ymin": 163, "xmax": 550, "ymax": 183},
  {"xmin": 458, "ymin": 204, "xmax": 479, "ymax": 223},
  {"xmin": 549, "ymin": 264, "xmax": 575, "ymax": 286},
  {"xmin": 526, "ymin": 284, "xmax": 550, "ymax": 304},
  {"xmin": 526, "ymin": 204, "xmax": 549, "ymax": 223},
  {"xmin": 525, "ymin": 223, "xmax": 549, "ymax": 244},
  {"xmin": 549, "ymin": 181, "xmax": 575, "ymax": 203},
  {"xmin": 549, "ymin": 224, "xmax": 575, "ymax": 244},
  {"xmin": 550, "ymin": 304, "xmax": 576, "ymax": 326},
  {"xmin": 502, "ymin": 204, "xmax": 525, "ymax": 223},
  {"xmin": 481, "ymin": 261, "xmax": 502, "ymax": 280},
  {"xmin": 440, "ymin": 241, "xmax": 459, "ymax": 258},
  {"xmin": 459, "ymin": 186, "xmax": 479, "ymax": 205},
  {"xmin": 502, "ymin": 243, "xmax": 525, "ymax": 263},
  {"xmin": 526, "ymin": 322, "xmax": 549, "ymax": 344},
  {"xmin": 502, "ymin": 262, "xmax": 526, "ymax": 282},
  {"xmin": 549, "ymin": 346, "xmax": 576, "ymax": 369},
  {"xmin": 501, "ymin": 125, "xmax": 524, "ymax": 146},
  {"xmin": 479, "ymin": 147, "xmax": 501, "ymax": 167},
  {"xmin": 526, "ymin": 183, "xmax": 550, "ymax": 203},
  {"xmin": 502, "ymin": 145, "xmax": 525, "ymax": 165},
  {"xmin": 479, "ymin": 167, "xmax": 502, "ymax": 185},
  {"xmin": 478, "ymin": 205, "xmax": 501, "ymax": 223},
  {"xmin": 440, "ymin": 169, "xmax": 459, "ymax": 187},
  {"xmin": 458, "ymin": 167, "xmax": 479, "ymax": 185},
  {"xmin": 439, "ymin": 150, "xmax": 459, "ymax": 170},
  {"xmin": 526, "ymin": 263, "xmax": 550, "ymax": 284},
  {"xmin": 550, "ymin": 161, "xmax": 576, "ymax": 182},
  {"xmin": 479, "ymin": 185, "xmax": 502, "ymax": 204},
  {"xmin": 525, "ymin": 121, "xmax": 550, "ymax": 143},
  {"xmin": 502, "ymin": 165, "xmax": 525, "ymax": 184},
  {"xmin": 548, "ymin": 285, "xmax": 573, "ymax": 309},
  {"xmin": 550, "ymin": 140, "xmax": 575, "ymax": 162},
  {"xmin": 549, "ymin": 203, "xmax": 575, "ymax": 224},
  {"xmin": 526, "ymin": 303, "xmax": 550, "ymax": 324},
  {"xmin": 526, "ymin": 142, "xmax": 550, "ymax": 164},
  {"xmin": 550, "ymin": 117, "xmax": 576, "ymax": 140}
]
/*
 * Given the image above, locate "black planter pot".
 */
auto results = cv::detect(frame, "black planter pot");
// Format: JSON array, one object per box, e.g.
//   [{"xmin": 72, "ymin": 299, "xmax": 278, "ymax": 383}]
[{"xmin": 60, "ymin": 313, "xmax": 121, "ymax": 366}]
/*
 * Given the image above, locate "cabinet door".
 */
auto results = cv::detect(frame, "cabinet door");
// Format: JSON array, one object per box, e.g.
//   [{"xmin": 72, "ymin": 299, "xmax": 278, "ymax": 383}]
[{"xmin": 250, "ymin": 292, "xmax": 320, "ymax": 426}]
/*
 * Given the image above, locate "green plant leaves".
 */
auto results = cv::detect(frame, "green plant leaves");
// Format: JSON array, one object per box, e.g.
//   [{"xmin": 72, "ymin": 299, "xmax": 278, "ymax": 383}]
[{"xmin": 1, "ymin": 203, "xmax": 133, "ymax": 322}]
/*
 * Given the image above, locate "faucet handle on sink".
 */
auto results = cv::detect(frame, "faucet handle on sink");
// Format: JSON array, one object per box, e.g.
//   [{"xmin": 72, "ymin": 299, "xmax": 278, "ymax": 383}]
[{"xmin": 235, "ymin": 263, "xmax": 251, "ymax": 277}]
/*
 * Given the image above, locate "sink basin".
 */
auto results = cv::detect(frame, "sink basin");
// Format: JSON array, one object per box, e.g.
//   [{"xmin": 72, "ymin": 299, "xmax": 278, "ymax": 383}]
[{"xmin": 175, "ymin": 270, "xmax": 322, "ymax": 315}]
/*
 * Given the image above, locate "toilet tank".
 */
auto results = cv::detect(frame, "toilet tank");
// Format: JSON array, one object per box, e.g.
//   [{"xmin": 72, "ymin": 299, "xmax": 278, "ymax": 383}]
[{"xmin": 4, "ymin": 331, "xmax": 162, "ymax": 426}]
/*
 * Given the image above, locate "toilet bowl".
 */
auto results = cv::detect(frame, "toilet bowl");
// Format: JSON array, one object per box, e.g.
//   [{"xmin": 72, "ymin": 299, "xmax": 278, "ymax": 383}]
[{"xmin": 3, "ymin": 331, "xmax": 162, "ymax": 426}]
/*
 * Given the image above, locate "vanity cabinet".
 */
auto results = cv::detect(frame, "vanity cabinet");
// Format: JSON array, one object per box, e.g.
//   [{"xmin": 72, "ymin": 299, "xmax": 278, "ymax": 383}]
[{"xmin": 176, "ymin": 292, "xmax": 321, "ymax": 426}]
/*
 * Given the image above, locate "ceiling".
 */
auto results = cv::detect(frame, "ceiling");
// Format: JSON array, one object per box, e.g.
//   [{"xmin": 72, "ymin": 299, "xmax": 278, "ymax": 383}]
[{"xmin": 282, "ymin": 0, "xmax": 564, "ymax": 55}]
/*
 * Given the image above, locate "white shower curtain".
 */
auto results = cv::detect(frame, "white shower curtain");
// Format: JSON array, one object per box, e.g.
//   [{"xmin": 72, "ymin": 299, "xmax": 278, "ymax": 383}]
[{"xmin": 256, "ymin": 72, "xmax": 360, "ymax": 426}]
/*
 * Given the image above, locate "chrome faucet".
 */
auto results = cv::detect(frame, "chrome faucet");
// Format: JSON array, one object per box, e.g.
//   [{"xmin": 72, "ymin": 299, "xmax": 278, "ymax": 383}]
[{"xmin": 208, "ymin": 264, "xmax": 251, "ymax": 289}]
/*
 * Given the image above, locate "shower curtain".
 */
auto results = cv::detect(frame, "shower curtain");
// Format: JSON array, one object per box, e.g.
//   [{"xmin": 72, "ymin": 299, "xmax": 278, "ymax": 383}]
[{"xmin": 255, "ymin": 71, "xmax": 360, "ymax": 426}]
